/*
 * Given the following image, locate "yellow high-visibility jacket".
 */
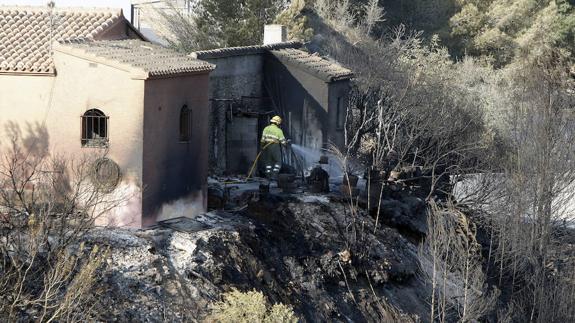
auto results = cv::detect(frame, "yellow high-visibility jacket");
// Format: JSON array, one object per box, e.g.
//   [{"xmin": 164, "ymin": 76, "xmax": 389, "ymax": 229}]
[{"xmin": 261, "ymin": 124, "xmax": 286, "ymax": 145}]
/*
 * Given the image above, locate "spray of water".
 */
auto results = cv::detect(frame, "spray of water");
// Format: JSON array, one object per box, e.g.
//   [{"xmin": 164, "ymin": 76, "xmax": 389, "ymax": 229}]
[{"xmin": 290, "ymin": 144, "xmax": 345, "ymax": 179}]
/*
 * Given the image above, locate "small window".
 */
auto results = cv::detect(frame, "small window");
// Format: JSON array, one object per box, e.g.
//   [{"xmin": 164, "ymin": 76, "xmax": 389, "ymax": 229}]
[
  {"xmin": 179, "ymin": 105, "xmax": 191, "ymax": 142},
  {"xmin": 336, "ymin": 97, "xmax": 346, "ymax": 130},
  {"xmin": 81, "ymin": 109, "xmax": 108, "ymax": 147}
]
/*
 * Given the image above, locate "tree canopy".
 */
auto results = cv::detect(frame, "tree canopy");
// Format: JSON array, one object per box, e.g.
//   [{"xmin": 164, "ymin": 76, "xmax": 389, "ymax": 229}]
[
  {"xmin": 450, "ymin": 0, "xmax": 575, "ymax": 66},
  {"xmin": 195, "ymin": 0, "xmax": 287, "ymax": 48}
]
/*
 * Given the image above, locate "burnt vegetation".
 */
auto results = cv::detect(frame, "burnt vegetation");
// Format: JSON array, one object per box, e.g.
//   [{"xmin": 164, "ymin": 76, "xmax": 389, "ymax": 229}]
[
  {"xmin": 1, "ymin": 0, "xmax": 574, "ymax": 322},
  {"xmin": 0, "ymin": 124, "xmax": 129, "ymax": 321},
  {"xmin": 170, "ymin": 0, "xmax": 574, "ymax": 321}
]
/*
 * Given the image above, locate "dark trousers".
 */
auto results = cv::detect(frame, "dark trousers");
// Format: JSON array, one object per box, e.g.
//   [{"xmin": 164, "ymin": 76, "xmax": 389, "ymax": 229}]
[{"xmin": 261, "ymin": 143, "xmax": 282, "ymax": 178}]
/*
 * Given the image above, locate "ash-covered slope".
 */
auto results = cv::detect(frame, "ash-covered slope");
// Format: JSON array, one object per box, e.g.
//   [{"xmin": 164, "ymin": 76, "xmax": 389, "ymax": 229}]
[{"xmin": 85, "ymin": 193, "xmax": 432, "ymax": 322}]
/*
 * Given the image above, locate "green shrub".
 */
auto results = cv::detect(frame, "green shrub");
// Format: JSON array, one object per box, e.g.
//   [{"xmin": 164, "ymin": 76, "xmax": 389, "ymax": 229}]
[{"xmin": 208, "ymin": 289, "xmax": 297, "ymax": 323}]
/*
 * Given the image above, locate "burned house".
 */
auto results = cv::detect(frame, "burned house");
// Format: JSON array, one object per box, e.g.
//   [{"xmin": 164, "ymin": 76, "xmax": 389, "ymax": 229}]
[
  {"xmin": 0, "ymin": 6, "xmax": 214, "ymax": 227},
  {"xmin": 191, "ymin": 26, "xmax": 354, "ymax": 175}
]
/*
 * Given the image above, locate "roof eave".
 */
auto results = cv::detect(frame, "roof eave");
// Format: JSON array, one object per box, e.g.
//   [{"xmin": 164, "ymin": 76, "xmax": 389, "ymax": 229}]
[
  {"xmin": 143, "ymin": 69, "xmax": 215, "ymax": 80},
  {"xmin": 125, "ymin": 18, "xmax": 148, "ymax": 42},
  {"xmin": 329, "ymin": 74, "xmax": 354, "ymax": 82},
  {"xmin": 94, "ymin": 16, "xmax": 148, "ymax": 42},
  {"xmin": 0, "ymin": 71, "xmax": 56, "ymax": 77}
]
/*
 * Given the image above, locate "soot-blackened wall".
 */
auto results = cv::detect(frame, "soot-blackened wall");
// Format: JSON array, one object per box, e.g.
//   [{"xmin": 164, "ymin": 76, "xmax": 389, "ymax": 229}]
[
  {"xmin": 264, "ymin": 53, "xmax": 348, "ymax": 151},
  {"xmin": 201, "ymin": 54, "xmax": 265, "ymax": 174},
  {"xmin": 142, "ymin": 73, "xmax": 210, "ymax": 226}
]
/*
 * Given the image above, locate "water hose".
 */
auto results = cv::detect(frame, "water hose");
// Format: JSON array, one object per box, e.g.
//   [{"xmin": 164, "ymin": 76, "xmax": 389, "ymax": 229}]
[
  {"xmin": 247, "ymin": 142, "xmax": 274, "ymax": 179},
  {"xmin": 286, "ymin": 145, "xmax": 306, "ymax": 181},
  {"xmin": 246, "ymin": 142, "xmax": 306, "ymax": 181}
]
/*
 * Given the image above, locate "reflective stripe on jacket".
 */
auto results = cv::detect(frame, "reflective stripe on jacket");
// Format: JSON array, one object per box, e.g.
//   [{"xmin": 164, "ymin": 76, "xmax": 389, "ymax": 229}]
[{"xmin": 261, "ymin": 124, "xmax": 286, "ymax": 144}]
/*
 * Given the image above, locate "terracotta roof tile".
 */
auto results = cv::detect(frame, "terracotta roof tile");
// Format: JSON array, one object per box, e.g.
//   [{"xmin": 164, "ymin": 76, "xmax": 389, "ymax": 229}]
[
  {"xmin": 0, "ymin": 6, "xmax": 123, "ymax": 74},
  {"xmin": 270, "ymin": 48, "xmax": 353, "ymax": 82},
  {"xmin": 191, "ymin": 41, "xmax": 302, "ymax": 60},
  {"xmin": 58, "ymin": 39, "xmax": 214, "ymax": 78}
]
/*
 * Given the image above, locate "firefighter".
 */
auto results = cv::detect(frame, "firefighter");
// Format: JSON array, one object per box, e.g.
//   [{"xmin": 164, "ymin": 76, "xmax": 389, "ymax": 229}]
[{"xmin": 261, "ymin": 115, "xmax": 288, "ymax": 179}]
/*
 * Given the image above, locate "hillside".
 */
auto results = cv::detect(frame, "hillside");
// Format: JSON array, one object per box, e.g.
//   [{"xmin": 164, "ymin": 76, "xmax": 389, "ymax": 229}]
[{"xmin": 80, "ymin": 190, "xmax": 433, "ymax": 322}]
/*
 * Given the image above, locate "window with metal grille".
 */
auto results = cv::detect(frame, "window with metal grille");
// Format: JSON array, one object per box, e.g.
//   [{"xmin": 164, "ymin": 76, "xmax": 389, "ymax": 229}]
[
  {"xmin": 81, "ymin": 109, "xmax": 109, "ymax": 147},
  {"xmin": 179, "ymin": 105, "xmax": 191, "ymax": 142}
]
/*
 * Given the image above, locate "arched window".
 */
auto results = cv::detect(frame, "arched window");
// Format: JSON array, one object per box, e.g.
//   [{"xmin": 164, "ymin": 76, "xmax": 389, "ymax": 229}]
[
  {"xmin": 81, "ymin": 109, "xmax": 108, "ymax": 147},
  {"xmin": 179, "ymin": 105, "xmax": 191, "ymax": 142}
]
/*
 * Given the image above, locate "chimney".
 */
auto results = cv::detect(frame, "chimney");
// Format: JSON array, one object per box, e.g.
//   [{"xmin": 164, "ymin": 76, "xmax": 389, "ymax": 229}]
[{"xmin": 263, "ymin": 25, "xmax": 287, "ymax": 45}]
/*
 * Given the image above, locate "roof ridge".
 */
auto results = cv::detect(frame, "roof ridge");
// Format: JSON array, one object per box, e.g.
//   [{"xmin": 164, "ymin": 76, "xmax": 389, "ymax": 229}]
[
  {"xmin": 194, "ymin": 41, "xmax": 302, "ymax": 53},
  {"xmin": 0, "ymin": 5, "xmax": 122, "ymax": 15},
  {"xmin": 191, "ymin": 41, "xmax": 302, "ymax": 59},
  {"xmin": 271, "ymin": 48, "xmax": 353, "ymax": 82},
  {"xmin": 275, "ymin": 48, "xmax": 348, "ymax": 65}
]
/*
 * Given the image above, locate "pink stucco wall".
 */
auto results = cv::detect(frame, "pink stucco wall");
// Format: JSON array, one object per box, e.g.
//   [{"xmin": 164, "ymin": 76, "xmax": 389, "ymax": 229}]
[
  {"xmin": 0, "ymin": 54, "xmax": 145, "ymax": 227},
  {"xmin": 54, "ymin": 51, "xmax": 146, "ymax": 227},
  {"xmin": 0, "ymin": 49, "xmax": 210, "ymax": 228}
]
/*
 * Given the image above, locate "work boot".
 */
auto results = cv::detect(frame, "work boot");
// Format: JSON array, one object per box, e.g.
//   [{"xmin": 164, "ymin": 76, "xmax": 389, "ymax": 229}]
[
  {"xmin": 272, "ymin": 164, "xmax": 281, "ymax": 180},
  {"xmin": 265, "ymin": 166, "xmax": 273, "ymax": 179}
]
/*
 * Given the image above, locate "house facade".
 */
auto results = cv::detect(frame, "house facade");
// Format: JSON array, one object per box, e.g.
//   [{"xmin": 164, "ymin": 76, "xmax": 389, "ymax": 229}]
[{"xmin": 0, "ymin": 6, "xmax": 213, "ymax": 227}]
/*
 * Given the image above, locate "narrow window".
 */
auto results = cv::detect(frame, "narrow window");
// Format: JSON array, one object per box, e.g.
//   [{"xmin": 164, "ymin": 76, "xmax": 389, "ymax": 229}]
[
  {"xmin": 81, "ymin": 109, "xmax": 108, "ymax": 147},
  {"xmin": 179, "ymin": 105, "xmax": 191, "ymax": 142},
  {"xmin": 336, "ymin": 97, "xmax": 346, "ymax": 130}
]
